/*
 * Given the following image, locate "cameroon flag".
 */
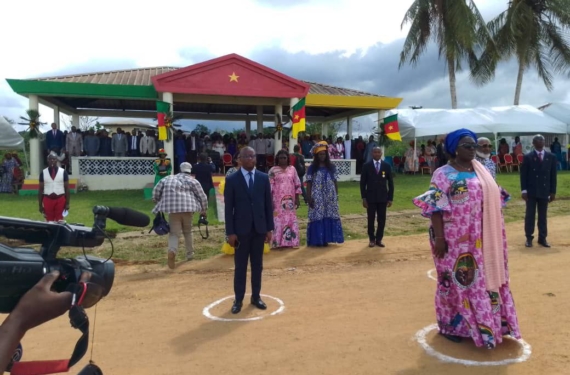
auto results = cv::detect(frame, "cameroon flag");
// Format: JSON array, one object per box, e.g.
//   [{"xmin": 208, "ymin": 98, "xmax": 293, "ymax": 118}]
[
  {"xmin": 382, "ymin": 114, "xmax": 401, "ymax": 141},
  {"xmin": 156, "ymin": 101, "xmax": 170, "ymax": 141},
  {"xmin": 291, "ymin": 97, "xmax": 306, "ymax": 139}
]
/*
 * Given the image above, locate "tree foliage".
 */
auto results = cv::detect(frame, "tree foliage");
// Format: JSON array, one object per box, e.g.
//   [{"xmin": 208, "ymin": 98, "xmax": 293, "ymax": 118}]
[
  {"xmin": 301, "ymin": 121, "xmax": 344, "ymax": 140},
  {"xmin": 471, "ymin": 0, "xmax": 570, "ymax": 104},
  {"xmin": 193, "ymin": 124, "xmax": 210, "ymax": 135},
  {"xmin": 399, "ymin": 0, "xmax": 492, "ymax": 108}
]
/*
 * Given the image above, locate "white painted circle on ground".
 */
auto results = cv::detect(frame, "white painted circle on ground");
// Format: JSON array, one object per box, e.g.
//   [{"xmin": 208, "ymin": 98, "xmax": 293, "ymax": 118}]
[
  {"xmin": 415, "ymin": 324, "xmax": 532, "ymax": 366},
  {"xmin": 427, "ymin": 268, "xmax": 437, "ymax": 281},
  {"xmin": 203, "ymin": 294, "xmax": 285, "ymax": 322}
]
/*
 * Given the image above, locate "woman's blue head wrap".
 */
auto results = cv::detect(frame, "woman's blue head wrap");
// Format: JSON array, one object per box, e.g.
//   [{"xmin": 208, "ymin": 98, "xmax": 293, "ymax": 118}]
[{"xmin": 445, "ymin": 128, "xmax": 478, "ymax": 156}]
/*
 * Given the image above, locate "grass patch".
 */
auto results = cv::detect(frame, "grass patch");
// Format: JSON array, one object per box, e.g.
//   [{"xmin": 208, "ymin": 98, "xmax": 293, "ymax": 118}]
[
  {"xmin": 0, "ymin": 190, "xmax": 219, "ymax": 232},
  {"xmin": 1, "ymin": 171, "xmax": 569, "ymax": 264}
]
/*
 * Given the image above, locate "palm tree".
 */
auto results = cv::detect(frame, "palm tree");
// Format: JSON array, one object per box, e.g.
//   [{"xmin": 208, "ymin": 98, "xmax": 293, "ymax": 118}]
[
  {"xmin": 399, "ymin": 0, "xmax": 491, "ymax": 109},
  {"xmin": 472, "ymin": 0, "xmax": 570, "ymax": 105}
]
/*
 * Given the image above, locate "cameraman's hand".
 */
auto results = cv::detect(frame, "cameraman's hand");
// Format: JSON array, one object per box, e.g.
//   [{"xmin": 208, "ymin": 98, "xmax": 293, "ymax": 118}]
[
  {"xmin": 39, "ymin": 206, "xmax": 44, "ymax": 214},
  {"xmin": 200, "ymin": 211, "xmax": 207, "ymax": 218},
  {"xmin": 64, "ymin": 203, "xmax": 69, "ymax": 210},
  {"xmin": 9, "ymin": 271, "xmax": 75, "ymax": 333},
  {"xmin": 0, "ymin": 271, "xmax": 89, "ymax": 373}
]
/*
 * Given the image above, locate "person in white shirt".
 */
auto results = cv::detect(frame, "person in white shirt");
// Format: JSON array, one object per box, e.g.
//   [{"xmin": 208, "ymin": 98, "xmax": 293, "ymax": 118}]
[
  {"xmin": 253, "ymin": 133, "xmax": 267, "ymax": 170},
  {"xmin": 38, "ymin": 153, "xmax": 70, "ymax": 223},
  {"xmin": 265, "ymin": 134, "xmax": 274, "ymax": 156},
  {"xmin": 344, "ymin": 134, "xmax": 352, "ymax": 160}
]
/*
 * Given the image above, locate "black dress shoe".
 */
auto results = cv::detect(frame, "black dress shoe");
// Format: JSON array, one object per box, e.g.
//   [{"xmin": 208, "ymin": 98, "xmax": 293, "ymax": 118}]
[
  {"xmin": 376, "ymin": 241, "xmax": 385, "ymax": 248},
  {"xmin": 440, "ymin": 333, "xmax": 462, "ymax": 343},
  {"xmin": 251, "ymin": 297, "xmax": 267, "ymax": 310},
  {"xmin": 525, "ymin": 240, "xmax": 533, "ymax": 248},
  {"xmin": 538, "ymin": 239, "xmax": 551, "ymax": 248},
  {"xmin": 231, "ymin": 301, "xmax": 242, "ymax": 314}
]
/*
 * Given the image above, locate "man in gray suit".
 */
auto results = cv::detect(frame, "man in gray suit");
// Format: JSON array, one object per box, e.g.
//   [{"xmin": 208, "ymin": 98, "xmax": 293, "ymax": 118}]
[
  {"xmin": 112, "ymin": 128, "xmax": 128, "ymax": 157},
  {"xmin": 66, "ymin": 126, "xmax": 83, "ymax": 157}
]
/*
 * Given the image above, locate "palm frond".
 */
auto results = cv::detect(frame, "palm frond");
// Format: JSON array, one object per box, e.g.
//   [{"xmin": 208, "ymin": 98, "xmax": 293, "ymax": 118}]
[
  {"xmin": 545, "ymin": 0, "xmax": 570, "ymax": 27},
  {"xmin": 541, "ymin": 19, "xmax": 570, "ymax": 75},
  {"xmin": 399, "ymin": 0, "xmax": 432, "ymax": 68}
]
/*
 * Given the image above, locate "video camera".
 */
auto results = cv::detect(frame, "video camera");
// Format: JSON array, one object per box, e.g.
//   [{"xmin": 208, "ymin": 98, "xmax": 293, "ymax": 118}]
[
  {"xmin": 0, "ymin": 206, "xmax": 150, "ymax": 375},
  {"xmin": 0, "ymin": 206, "xmax": 149, "ymax": 313}
]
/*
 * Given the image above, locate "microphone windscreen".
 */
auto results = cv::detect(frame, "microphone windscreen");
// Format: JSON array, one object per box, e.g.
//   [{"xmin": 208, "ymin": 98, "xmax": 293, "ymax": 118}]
[{"xmin": 106, "ymin": 207, "xmax": 150, "ymax": 227}]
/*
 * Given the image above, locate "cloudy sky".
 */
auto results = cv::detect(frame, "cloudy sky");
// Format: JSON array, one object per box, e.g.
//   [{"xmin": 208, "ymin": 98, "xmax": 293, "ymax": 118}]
[{"xmin": 1, "ymin": 0, "xmax": 569, "ymax": 134}]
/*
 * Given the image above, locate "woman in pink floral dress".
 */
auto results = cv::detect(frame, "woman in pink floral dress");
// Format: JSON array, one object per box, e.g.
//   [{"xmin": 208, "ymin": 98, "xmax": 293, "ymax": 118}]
[
  {"xmin": 268, "ymin": 150, "xmax": 302, "ymax": 249},
  {"xmin": 413, "ymin": 128, "xmax": 521, "ymax": 349}
]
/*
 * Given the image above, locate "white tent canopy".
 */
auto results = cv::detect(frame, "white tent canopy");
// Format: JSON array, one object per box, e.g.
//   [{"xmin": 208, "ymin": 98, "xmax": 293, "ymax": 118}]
[
  {"xmin": 0, "ymin": 116, "xmax": 30, "ymax": 174},
  {"xmin": 539, "ymin": 102, "xmax": 570, "ymax": 133},
  {"xmin": 386, "ymin": 105, "xmax": 568, "ymax": 139},
  {"xmin": 0, "ymin": 116, "xmax": 25, "ymax": 149}
]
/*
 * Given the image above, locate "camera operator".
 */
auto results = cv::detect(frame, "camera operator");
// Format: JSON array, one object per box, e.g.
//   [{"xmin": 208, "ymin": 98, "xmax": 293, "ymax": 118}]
[
  {"xmin": 0, "ymin": 271, "xmax": 89, "ymax": 372},
  {"xmin": 39, "ymin": 152, "xmax": 70, "ymax": 223},
  {"xmin": 152, "ymin": 162, "xmax": 208, "ymax": 269}
]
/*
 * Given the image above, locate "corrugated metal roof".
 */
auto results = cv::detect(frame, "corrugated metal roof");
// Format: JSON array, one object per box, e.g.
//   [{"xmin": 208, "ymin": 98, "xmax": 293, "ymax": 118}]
[
  {"xmin": 34, "ymin": 67, "xmax": 178, "ymax": 86},
  {"xmin": 32, "ymin": 67, "xmax": 383, "ymax": 98}
]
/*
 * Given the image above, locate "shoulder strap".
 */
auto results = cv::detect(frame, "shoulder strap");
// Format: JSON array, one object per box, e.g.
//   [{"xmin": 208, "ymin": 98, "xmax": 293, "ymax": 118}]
[{"xmin": 9, "ymin": 284, "xmax": 93, "ymax": 375}]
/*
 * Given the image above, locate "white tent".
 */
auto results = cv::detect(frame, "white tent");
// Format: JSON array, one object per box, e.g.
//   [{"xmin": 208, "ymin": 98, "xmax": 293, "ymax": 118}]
[
  {"xmin": 539, "ymin": 102, "xmax": 570, "ymax": 133},
  {"xmin": 0, "ymin": 116, "xmax": 30, "ymax": 173},
  {"xmin": 0, "ymin": 116, "xmax": 26, "ymax": 149},
  {"xmin": 385, "ymin": 104, "xmax": 568, "ymax": 157},
  {"xmin": 386, "ymin": 105, "xmax": 568, "ymax": 139}
]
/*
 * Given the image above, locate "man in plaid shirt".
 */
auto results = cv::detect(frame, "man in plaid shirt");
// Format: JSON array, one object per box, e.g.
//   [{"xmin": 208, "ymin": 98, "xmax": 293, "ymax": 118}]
[{"xmin": 152, "ymin": 162, "xmax": 208, "ymax": 269}]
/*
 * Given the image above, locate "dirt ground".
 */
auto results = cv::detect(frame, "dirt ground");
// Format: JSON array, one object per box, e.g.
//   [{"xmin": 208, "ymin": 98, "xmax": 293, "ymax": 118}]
[{"xmin": 7, "ymin": 216, "xmax": 570, "ymax": 375}]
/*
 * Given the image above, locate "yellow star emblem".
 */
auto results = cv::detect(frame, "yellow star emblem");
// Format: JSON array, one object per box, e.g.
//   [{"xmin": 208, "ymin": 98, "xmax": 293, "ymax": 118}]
[
  {"xmin": 229, "ymin": 72, "xmax": 239, "ymax": 82},
  {"xmin": 294, "ymin": 115, "xmax": 299, "ymax": 120},
  {"xmin": 389, "ymin": 125, "xmax": 393, "ymax": 130}
]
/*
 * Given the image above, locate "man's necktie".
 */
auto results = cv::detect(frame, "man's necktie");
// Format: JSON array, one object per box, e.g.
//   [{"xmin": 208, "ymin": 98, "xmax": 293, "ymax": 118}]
[
  {"xmin": 248, "ymin": 172, "xmax": 254, "ymax": 194},
  {"xmin": 375, "ymin": 162, "xmax": 380, "ymax": 173},
  {"xmin": 539, "ymin": 152, "xmax": 543, "ymax": 161}
]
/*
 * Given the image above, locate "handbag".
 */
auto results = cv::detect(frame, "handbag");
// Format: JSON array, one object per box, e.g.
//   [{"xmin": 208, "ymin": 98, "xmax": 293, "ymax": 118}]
[
  {"xmin": 220, "ymin": 241, "xmax": 270, "ymax": 255},
  {"xmin": 149, "ymin": 212, "xmax": 170, "ymax": 235}
]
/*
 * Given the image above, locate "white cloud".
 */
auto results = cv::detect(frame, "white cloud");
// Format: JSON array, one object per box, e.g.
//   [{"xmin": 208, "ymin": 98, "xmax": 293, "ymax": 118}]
[
  {"xmin": 0, "ymin": 0, "xmax": 419, "ymax": 79},
  {"xmin": 2, "ymin": 0, "xmax": 555, "ymax": 132}
]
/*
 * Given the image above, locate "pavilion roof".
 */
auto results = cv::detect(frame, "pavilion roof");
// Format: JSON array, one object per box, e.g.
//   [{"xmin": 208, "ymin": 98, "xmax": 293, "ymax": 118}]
[{"xmin": 31, "ymin": 67, "xmax": 385, "ymax": 98}]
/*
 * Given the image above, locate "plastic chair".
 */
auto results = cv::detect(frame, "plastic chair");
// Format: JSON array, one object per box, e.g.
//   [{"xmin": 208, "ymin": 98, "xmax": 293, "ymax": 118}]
[
  {"xmin": 503, "ymin": 154, "xmax": 514, "ymax": 172},
  {"xmin": 419, "ymin": 157, "xmax": 431, "ymax": 175},
  {"xmin": 222, "ymin": 153, "xmax": 233, "ymax": 174},
  {"xmin": 266, "ymin": 155, "xmax": 275, "ymax": 168},
  {"xmin": 491, "ymin": 155, "xmax": 501, "ymax": 173}
]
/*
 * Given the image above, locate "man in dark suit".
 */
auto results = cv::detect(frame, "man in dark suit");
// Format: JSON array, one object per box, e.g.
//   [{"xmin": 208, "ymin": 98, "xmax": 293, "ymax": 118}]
[
  {"xmin": 360, "ymin": 147, "xmax": 394, "ymax": 248},
  {"xmin": 224, "ymin": 146, "xmax": 274, "ymax": 314},
  {"xmin": 128, "ymin": 130, "xmax": 142, "ymax": 157},
  {"xmin": 45, "ymin": 123, "xmax": 65, "ymax": 153},
  {"xmin": 520, "ymin": 134, "xmax": 557, "ymax": 248}
]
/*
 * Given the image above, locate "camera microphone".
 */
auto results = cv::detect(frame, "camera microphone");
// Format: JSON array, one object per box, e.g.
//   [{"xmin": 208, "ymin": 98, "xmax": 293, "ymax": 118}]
[{"xmin": 92, "ymin": 206, "xmax": 150, "ymax": 228}]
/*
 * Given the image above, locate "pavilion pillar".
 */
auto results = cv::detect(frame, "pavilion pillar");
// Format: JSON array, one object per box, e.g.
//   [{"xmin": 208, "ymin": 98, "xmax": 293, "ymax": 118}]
[
  {"xmin": 347, "ymin": 116, "xmax": 353, "ymax": 139},
  {"xmin": 274, "ymin": 104, "xmax": 282, "ymax": 154},
  {"xmin": 378, "ymin": 110, "xmax": 386, "ymax": 159},
  {"xmin": 163, "ymin": 92, "xmax": 174, "ymax": 173},
  {"xmin": 72, "ymin": 113, "xmax": 79, "ymax": 130},
  {"xmin": 322, "ymin": 121, "xmax": 328, "ymax": 139},
  {"xmin": 256, "ymin": 106, "xmax": 264, "ymax": 133},
  {"xmin": 52, "ymin": 106, "xmax": 60, "ymax": 129},
  {"xmin": 288, "ymin": 98, "xmax": 299, "ymax": 154},
  {"xmin": 29, "ymin": 94, "xmax": 41, "ymax": 178},
  {"xmin": 245, "ymin": 117, "xmax": 251, "ymax": 138}
]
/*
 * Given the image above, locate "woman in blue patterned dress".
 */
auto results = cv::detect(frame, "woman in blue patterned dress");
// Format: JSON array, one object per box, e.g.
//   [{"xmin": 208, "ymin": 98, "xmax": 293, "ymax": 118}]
[
  {"xmin": 306, "ymin": 141, "xmax": 344, "ymax": 247},
  {"xmin": 0, "ymin": 153, "xmax": 19, "ymax": 194}
]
